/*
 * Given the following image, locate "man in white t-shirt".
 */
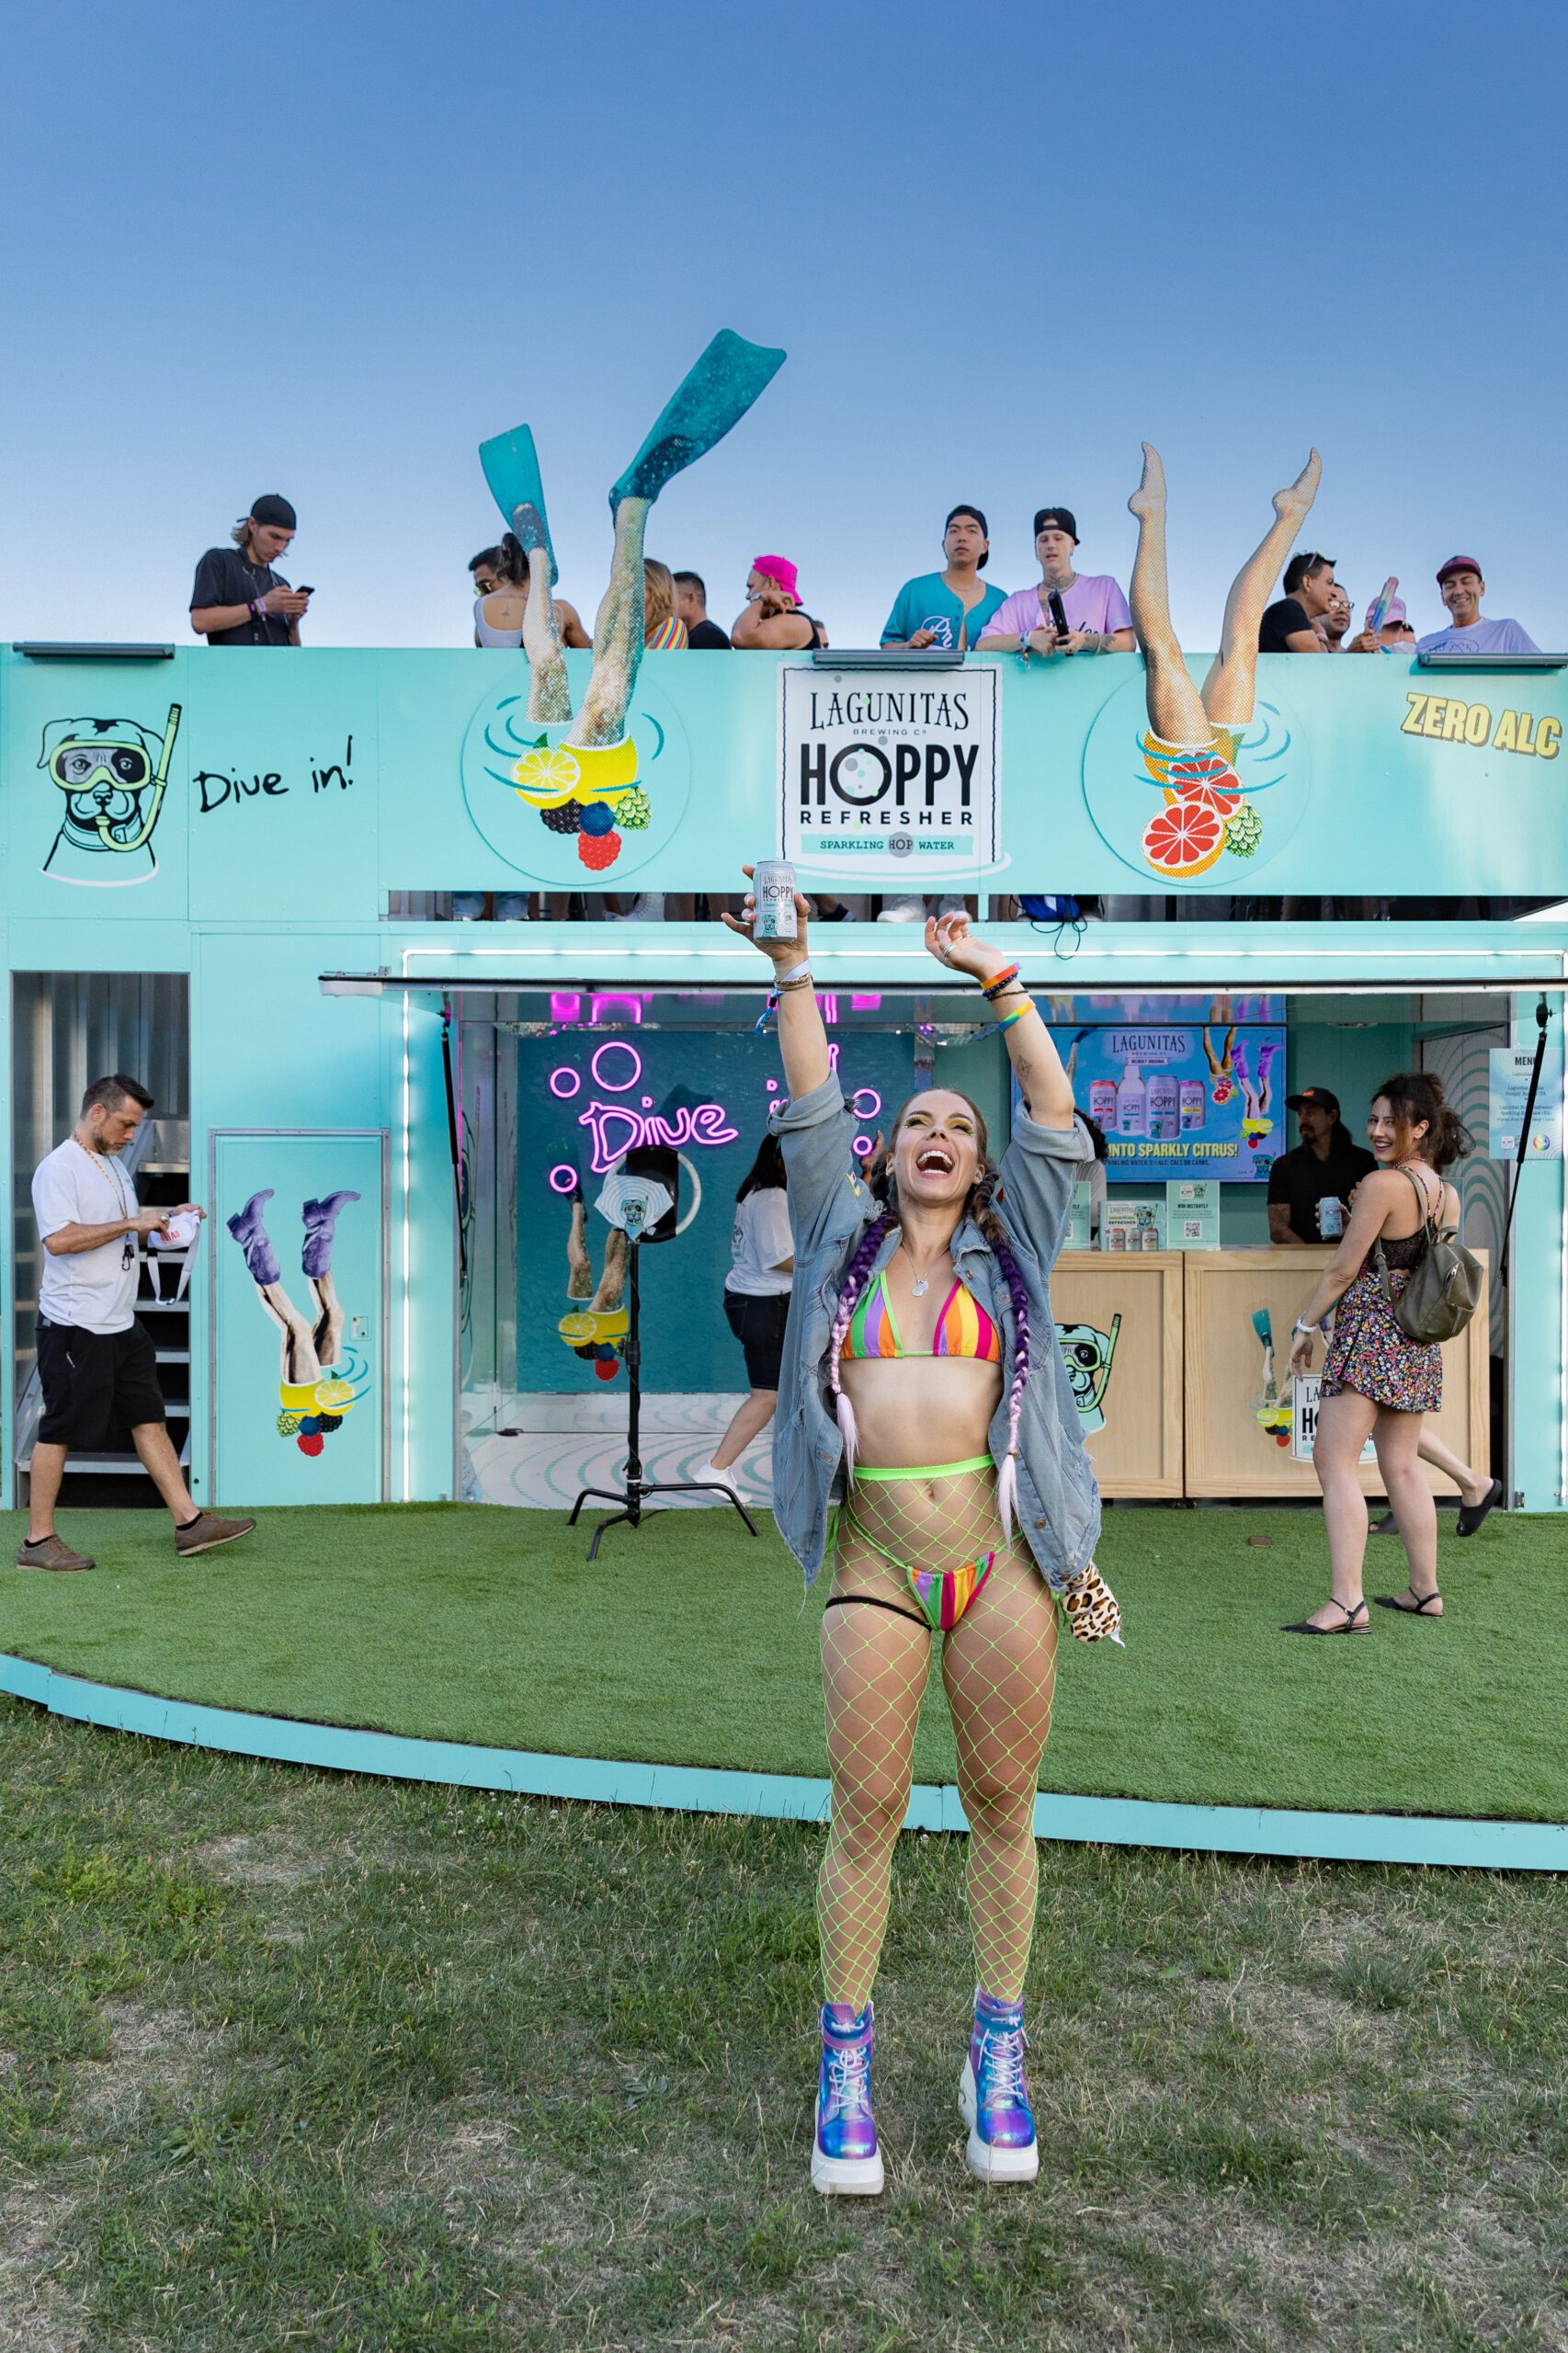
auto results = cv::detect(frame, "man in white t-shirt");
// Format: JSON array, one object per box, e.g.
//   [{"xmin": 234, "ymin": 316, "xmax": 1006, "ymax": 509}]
[
  {"xmin": 1417, "ymin": 557, "xmax": 1540, "ymax": 657},
  {"xmin": 21, "ymin": 1073, "xmax": 256, "ymax": 1572}
]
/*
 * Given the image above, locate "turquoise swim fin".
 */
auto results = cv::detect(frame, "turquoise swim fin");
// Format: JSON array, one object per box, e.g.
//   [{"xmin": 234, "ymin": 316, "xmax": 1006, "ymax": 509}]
[
  {"xmin": 477, "ymin": 423, "xmax": 559, "ymax": 585},
  {"xmin": 608, "ymin": 329, "xmax": 786, "ymax": 512}
]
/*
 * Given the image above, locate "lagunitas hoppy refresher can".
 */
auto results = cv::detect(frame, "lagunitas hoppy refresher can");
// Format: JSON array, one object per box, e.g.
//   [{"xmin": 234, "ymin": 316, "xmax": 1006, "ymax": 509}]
[
  {"xmin": 1318, "ymin": 1197, "xmax": 1345, "ymax": 1240},
  {"xmin": 753, "ymin": 859, "xmax": 798, "ymax": 943}
]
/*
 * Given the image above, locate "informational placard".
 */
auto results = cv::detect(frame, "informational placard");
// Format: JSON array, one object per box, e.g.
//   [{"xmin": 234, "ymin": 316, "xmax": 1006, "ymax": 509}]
[
  {"xmin": 1166, "ymin": 1177, "xmax": 1221, "ymax": 1248},
  {"xmin": 1292, "ymin": 1374, "xmax": 1376, "ymax": 1464},
  {"xmin": 1054, "ymin": 1017, "xmax": 1287, "ymax": 1183},
  {"xmin": 1488, "ymin": 1046, "xmax": 1562, "ymax": 1160},
  {"xmin": 778, "ymin": 665, "xmax": 1001, "ymax": 882},
  {"xmin": 1101, "ymin": 1195, "xmax": 1165, "ymax": 1252}
]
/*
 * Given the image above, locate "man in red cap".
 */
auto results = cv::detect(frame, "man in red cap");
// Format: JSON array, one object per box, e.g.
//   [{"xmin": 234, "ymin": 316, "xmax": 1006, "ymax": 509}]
[{"xmin": 1417, "ymin": 560, "xmax": 1539, "ymax": 657}]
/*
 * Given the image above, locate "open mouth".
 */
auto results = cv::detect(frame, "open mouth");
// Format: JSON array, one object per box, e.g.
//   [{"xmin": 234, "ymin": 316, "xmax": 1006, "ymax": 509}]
[{"xmin": 915, "ymin": 1147, "xmax": 955, "ymax": 1176}]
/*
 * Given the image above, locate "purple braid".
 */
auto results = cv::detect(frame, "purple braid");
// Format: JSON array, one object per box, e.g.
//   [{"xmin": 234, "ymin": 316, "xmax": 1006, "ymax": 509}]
[
  {"xmin": 971, "ymin": 1165, "xmax": 1031, "ymax": 1540},
  {"xmin": 827, "ymin": 1209, "xmax": 896, "ymax": 1474}
]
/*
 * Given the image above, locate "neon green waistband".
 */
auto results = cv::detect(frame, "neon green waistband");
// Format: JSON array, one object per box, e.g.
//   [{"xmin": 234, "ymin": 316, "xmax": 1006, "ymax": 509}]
[{"xmin": 853, "ymin": 1455, "xmax": 994, "ymax": 1483}]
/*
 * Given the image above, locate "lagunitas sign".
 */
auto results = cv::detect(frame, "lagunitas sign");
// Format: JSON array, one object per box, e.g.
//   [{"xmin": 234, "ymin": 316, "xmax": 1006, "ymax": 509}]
[{"xmin": 778, "ymin": 666, "xmax": 1001, "ymax": 882}]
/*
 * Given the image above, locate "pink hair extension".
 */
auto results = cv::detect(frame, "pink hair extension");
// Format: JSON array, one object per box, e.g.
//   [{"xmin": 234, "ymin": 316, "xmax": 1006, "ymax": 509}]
[{"xmin": 827, "ymin": 1210, "xmax": 895, "ymax": 1482}]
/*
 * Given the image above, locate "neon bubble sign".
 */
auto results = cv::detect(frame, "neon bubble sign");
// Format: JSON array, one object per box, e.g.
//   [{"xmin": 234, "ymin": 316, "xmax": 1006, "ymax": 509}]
[{"xmin": 547, "ymin": 1041, "xmax": 740, "ymax": 1177}]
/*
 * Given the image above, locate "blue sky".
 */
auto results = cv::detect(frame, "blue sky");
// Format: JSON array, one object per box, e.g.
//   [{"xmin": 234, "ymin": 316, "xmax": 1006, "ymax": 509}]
[{"xmin": 3, "ymin": 2, "xmax": 1564, "ymax": 652}]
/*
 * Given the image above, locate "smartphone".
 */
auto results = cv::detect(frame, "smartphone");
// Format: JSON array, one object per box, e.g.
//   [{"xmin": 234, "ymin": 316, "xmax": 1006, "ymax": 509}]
[
  {"xmin": 1048, "ymin": 588, "xmax": 1072, "ymax": 651},
  {"xmin": 295, "ymin": 585, "xmax": 315, "ymax": 597}
]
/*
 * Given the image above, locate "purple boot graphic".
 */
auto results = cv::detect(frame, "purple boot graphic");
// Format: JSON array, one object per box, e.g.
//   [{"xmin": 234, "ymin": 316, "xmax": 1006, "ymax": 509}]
[
  {"xmin": 226, "ymin": 1190, "xmax": 281, "ymax": 1286},
  {"xmin": 301, "ymin": 1192, "xmax": 360, "ymax": 1279}
]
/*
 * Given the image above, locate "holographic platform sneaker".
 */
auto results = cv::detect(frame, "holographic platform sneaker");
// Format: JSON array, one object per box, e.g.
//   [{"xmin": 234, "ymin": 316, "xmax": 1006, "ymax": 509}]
[
  {"xmin": 811, "ymin": 2001, "xmax": 883, "ymax": 2197},
  {"xmin": 959, "ymin": 1988, "xmax": 1040, "ymax": 2184}
]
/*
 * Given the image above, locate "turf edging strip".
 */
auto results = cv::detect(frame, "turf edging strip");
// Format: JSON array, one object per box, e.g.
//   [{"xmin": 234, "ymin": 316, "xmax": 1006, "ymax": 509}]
[{"xmin": 5, "ymin": 1650, "xmax": 1564, "ymax": 1872}]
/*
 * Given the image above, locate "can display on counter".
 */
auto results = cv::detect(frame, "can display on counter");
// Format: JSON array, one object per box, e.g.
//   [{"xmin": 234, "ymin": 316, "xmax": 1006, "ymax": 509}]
[{"xmin": 752, "ymin": 858, "xmax": 798, "ymax": 942}]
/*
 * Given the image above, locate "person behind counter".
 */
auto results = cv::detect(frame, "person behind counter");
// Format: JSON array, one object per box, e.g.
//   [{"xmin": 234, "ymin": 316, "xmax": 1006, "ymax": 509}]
[
  {"xmin": 1283, "ymin": 1073, "xmax": 1471, "ymax": 1634},
  {"xmin": 690, "ymin": 1132, "xmax": 793, "ymax": 1498},
  {"xmin": 1267, "ymin": 1086, "xmax": 1376, "ymax": 1244}
]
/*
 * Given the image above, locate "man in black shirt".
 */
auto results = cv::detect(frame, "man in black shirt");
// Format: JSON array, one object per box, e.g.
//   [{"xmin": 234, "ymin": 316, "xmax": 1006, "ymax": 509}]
[
  {"xmin": 1258, "ymin": 551, "xmax": 1336, "ymax": 653},
  {"xmin": 190, "ymin": 494, "xmax": 310, "ymax": 646},
  {"xmin": 674, "ymin": 570, "xmax": 732, "ymax": 649},
  {"xmin": 1267, "ymin": 1086, "xmax": 1377, "ymax": 1243}
]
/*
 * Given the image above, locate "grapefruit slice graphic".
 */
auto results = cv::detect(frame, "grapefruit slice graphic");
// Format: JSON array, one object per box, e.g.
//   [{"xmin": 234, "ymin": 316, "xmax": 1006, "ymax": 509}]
[{"xmin": 1142, "ymin": 796, "xmax": 1225, "ymax": 876}]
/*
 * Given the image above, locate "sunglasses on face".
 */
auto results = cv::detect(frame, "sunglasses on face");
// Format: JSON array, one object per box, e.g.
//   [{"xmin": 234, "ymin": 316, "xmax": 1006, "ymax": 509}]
[{"xmin": 52, "ymin": 745, "xmax": 150, "ymax": 788}]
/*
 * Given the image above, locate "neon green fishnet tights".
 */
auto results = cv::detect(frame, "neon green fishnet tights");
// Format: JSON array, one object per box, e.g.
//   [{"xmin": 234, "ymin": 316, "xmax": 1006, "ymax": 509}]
[{"xmin": 817, "ymin": 1468, "xmax": 1059, "ymax": 2012}]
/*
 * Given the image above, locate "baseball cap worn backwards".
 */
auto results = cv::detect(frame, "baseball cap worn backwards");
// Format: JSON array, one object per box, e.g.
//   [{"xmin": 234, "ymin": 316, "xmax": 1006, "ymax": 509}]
[
  {"xmin": 1287, "ymin": 1087, "xmax": 1341, "ymax": 1115},
  {"xmin": 250, "ymin": 494, "xmax": 298, "ymax": 529},
  {"xmin": 1033, "ymin": 507, "xmax": 1077, "ymax": 542},
  {"xmin": 1436, "ymin": 554, "xmax": 1482, "ymax": 585}
]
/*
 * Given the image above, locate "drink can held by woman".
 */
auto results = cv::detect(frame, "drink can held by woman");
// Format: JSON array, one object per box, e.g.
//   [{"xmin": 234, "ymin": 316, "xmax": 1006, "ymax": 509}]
[
  {"xmin": 753, "ymin": 858, "xmax": 798, "ymax": 942},
  {"xmin": 1318, "ymin": 1196, "xmax": 1345, "ymax": 1239}
]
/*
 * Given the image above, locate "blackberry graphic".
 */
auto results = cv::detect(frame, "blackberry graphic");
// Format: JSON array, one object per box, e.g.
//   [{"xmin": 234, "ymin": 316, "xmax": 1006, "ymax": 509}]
[
  {"xmin": 617, "ymin": 786, "xmax": 653, "ymax": 831},
  {"xmin": 1224, "ymin": 803, "xmax": 1263, "ymax": 858},
  {"xmin": 541, "ymin": 801, "xmax": 582, "ymax": 835}
]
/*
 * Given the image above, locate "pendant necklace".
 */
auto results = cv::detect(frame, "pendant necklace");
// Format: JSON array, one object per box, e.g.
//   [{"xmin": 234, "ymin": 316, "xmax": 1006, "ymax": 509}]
[{"xmin": 902, "ymin": 1242, "xmax": 942, "ymax": 1297}]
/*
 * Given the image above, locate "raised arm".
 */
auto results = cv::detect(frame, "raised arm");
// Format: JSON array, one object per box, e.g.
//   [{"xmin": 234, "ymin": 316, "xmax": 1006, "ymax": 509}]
[
  {"xmin": 720, "ymin": 868, "xmax": 829, "ymax": 1098},
  {"xmin": 924, "ymin": 912, "xmax": 1074, "ymax": 1126}
]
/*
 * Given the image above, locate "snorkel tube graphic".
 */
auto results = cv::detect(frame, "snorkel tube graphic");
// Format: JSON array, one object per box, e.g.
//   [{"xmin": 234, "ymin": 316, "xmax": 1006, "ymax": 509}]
[{"xmin": 99, "ymin": 702, "xmax": 181, "ymax": 853}]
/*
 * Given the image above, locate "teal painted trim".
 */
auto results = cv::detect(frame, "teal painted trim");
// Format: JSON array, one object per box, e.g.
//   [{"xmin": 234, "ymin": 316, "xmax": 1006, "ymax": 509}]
[{"xmin": 3, "ymin": 1651, "xmax": 1563, "ymax": 1870}]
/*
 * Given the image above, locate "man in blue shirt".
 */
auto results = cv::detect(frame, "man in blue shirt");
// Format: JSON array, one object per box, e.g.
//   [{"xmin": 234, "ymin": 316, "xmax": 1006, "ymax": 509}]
[{"xmin": 881, "ymin": 506, "xmax": 1006, "ymax": 654}]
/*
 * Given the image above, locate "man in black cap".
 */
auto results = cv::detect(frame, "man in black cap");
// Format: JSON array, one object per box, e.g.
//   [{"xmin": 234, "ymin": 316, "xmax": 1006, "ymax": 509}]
[
  {"xmin": 190, "ymin": 495, "xmax": 311, "ymax": 645},
  {"xmin": 1267, "ymin": 1086, "xmax": 1376, "ymax": 1244},
  {"xmin": 976, "ymin": 506, "xmax": 1134, "ymax": 656}
]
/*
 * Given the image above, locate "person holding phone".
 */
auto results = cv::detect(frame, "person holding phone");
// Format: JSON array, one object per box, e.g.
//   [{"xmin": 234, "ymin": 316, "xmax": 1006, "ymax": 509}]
[
  {"xmin": 976, "ymin": 507, "xmax": 1134, "ymax": 659},
  {"xmin": 190, "ymin": 494, "xmax": 311, "ymax": 646}
]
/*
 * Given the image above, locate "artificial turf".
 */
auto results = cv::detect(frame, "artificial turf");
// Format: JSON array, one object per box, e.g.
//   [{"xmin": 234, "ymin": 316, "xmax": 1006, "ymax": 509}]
[{"xmin": 2, "ymin": 1501, "xmax": 1562, "ymax": 1823}]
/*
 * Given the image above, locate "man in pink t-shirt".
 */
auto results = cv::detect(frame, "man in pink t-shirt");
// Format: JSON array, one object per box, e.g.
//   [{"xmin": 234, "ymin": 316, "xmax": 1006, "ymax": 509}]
[{"xmin": 976, "ymin": 506, "xmax": 1135, "ymax": 657}]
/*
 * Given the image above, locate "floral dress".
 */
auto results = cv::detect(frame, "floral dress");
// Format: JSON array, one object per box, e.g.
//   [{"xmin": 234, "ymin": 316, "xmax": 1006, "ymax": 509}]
[{"xmin": 1320, "ymin": 1228, "xmax": 1441, "ymax": 1414}]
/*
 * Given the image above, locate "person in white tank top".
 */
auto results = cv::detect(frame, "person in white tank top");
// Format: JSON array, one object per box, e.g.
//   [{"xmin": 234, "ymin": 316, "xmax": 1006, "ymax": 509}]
[{"xmin": 469, "ymin": 536, "xmax": 590, "ymax": 649}]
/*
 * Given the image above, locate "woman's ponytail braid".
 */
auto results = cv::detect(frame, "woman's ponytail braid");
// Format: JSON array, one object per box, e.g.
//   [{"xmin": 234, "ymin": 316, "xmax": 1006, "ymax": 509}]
[
  {"xmin": 827, "ymin": 1209, "xmax": 897, "ymax": 1478},
  {"xmin": 971, "ymin": 1164, "xmax": 1031, "ymax": 1542}
]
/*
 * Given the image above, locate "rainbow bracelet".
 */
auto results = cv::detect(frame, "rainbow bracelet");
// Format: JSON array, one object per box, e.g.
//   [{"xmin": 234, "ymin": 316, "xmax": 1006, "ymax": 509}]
[{"xmin": 981, "ymin": 963, "xmax": 1021, "ymax": 1000}]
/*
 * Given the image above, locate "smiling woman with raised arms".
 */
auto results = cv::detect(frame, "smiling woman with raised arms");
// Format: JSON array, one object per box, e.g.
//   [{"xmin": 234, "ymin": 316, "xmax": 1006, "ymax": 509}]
[{"xmin": 724, "ymin": 880, "xmax": 1121, "ymax": 2199}]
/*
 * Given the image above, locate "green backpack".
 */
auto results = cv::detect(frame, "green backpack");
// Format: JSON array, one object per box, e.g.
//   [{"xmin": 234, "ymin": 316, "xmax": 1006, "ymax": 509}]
[{"xmin": 1375, "ymin": 1167, "xmax": 1484, "ymax": 1344}]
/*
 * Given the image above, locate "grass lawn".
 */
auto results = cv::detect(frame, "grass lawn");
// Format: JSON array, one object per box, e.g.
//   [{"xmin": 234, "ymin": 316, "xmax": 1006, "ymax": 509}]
[
  {"xmin": 3, "ymin": 1503, "xmax": 1563, "ymax": 1823},
  {"xmin": 2, "ymin": 1696, "xmax": 1566, "ymax": 2351}
]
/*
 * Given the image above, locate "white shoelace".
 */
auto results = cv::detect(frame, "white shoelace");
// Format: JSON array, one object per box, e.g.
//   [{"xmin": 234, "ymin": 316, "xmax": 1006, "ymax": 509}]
[
  {"xmin": 824, "ymin": 2040, "xmax": 872, "ymax": 2120},
  {"xmin": 978, "ymin": 2021, "xmax": 1028, "ymax": 2106}
]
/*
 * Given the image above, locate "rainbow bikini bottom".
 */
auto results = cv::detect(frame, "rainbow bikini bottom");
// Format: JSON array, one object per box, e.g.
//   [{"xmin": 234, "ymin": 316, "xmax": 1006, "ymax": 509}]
[{"xmin": 844, "ymin": 1456, "xmax": 997, "ymax": 1631}]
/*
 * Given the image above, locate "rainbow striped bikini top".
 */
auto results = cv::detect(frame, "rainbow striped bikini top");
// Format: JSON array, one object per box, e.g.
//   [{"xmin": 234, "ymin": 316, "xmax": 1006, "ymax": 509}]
[{"xmin": 840, "ymin": 1269, "xmax": 1002, "ymax": 1364}]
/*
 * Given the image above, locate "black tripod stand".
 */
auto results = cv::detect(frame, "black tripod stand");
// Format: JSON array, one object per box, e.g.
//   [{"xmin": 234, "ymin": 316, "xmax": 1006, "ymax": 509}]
[{"xmin": 568, "ymin": 1239, "xmax": 761, "ymax": 1560}]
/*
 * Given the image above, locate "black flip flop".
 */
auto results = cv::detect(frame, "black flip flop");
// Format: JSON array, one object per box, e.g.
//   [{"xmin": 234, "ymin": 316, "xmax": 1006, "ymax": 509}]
[{"xmin": 1457, "ymin": 1476, "xmax": 1504, "ymax": 1538}]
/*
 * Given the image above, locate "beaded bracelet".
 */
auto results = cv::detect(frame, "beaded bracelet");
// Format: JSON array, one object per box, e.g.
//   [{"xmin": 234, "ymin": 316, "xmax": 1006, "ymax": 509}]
[{"xmin": 981, "ymin": 963, "xmax": 1021, "ymax": 1000}]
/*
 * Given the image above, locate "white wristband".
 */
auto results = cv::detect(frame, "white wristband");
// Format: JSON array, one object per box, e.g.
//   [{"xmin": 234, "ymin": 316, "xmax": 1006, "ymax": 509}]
[
  {"xmin": 1291, "ymin": 1318, "xmax": 1319, "ymax": 1336},
  {"xmin": 775, "ymin": 961, "xmax": 812, "ymax": 988}
]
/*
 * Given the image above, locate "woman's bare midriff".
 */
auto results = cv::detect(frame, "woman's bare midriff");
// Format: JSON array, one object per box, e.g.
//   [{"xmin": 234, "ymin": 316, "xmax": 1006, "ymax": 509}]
[{"xmin": 839, "ymin": 1355, "xmax": 1002, "ymax": 1472}]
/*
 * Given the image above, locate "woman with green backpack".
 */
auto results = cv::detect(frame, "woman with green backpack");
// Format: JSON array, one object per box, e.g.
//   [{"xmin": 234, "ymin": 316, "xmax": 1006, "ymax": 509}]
[{"xmin": 1283, "ymin": 1074, "xmax": 1482, "ymax": 1634}]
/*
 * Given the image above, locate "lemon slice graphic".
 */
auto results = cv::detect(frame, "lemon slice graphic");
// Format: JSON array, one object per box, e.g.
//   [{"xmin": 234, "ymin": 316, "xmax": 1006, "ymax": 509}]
[
  {"xmin": 313, "ymin": 1377, "xmax": 358, "ymax": 1412},
  {"xmin": 512, "ymin": 745, "xmax": 583, "ymax": 808}
]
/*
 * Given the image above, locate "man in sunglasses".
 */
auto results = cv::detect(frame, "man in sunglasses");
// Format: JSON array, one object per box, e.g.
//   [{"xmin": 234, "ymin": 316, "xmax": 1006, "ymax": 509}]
[
  {"xmin": 190, "ymin": 494, "xmax": 309, "ymax": 645},
  {"xmin": 21, "ymin": 1074, "xmax": 256, "ymax": 1573},
  {"xmin": 1258, "ymin": 551, "xmax": 1337, "ymax": 652}
]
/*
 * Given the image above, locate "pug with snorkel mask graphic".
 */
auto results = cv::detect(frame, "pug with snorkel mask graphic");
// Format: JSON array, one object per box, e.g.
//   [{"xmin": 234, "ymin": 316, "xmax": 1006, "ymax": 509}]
[{"xmin": 39, "ymin": 706, "xmax": 181, "ymax": 884}]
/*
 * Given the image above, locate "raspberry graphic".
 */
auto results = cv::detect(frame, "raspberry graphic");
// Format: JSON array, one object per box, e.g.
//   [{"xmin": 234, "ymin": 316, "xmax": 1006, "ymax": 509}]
[
  {"xmin": 541, "ymin": 801, "xmax": 582, "ymax": 835},
  {"xmin": 1224, "ymin": 802, "xmax": 1263, "ymax": 858},
  {"xmin": 616, "ymin": 786, "xmax": 653, "ymax": 832},
  {"xmin": 580, "ymin": 800, "xmax": 617, "ymax": 838},
  {"xmin": 578, "ymin": 828, "xmax": 622, "ymax": 870}
]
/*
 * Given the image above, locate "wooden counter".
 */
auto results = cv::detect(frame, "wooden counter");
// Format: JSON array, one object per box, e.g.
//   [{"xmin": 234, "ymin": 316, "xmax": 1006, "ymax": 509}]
[
  {"xmin": 1053, "ymin": 1246, "xmax": 1489, "ymax": 1501},
  {"xmin": 1182, "ymin": 1247, "xmax": 1489, "ymax": 1499},
  {"xmin": 1052, "ymin": 1252, "xmax": 1184, "ymax": 1498}
]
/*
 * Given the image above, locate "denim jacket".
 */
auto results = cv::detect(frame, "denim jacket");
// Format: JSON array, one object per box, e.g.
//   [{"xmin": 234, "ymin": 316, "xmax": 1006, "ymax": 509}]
[{"xmin": 772, "ymin": 1072, "xmax": 1101, "ymax": 1590}]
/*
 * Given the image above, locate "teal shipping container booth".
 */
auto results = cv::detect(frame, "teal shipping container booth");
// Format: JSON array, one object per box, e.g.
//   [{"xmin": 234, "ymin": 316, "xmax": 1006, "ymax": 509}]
[{"xmin": 3, "ymin": 642, "xmax": 1565, "ymax": 1515}]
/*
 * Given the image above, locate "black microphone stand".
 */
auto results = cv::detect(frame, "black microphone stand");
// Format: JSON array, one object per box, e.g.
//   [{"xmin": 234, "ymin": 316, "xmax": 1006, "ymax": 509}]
[{"xmin": 568, "ymin": 1235, "xmax": 760, "ymax": 1560}]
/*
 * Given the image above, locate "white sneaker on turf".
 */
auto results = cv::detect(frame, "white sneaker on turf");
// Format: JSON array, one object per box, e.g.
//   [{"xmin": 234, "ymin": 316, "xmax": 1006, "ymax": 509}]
[
  {"xmin": 617, "ymin": 892, "xmax": 665, "ymax": 922},
  {"xmin": 876, "ymin": 894, "xmax": 927, "ymax": 923},
  {"xmin": 687, "ymin": 1457, "xmax": 737, "ymax": 1503}
]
